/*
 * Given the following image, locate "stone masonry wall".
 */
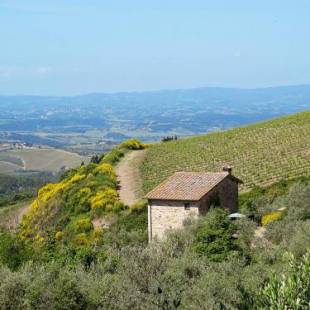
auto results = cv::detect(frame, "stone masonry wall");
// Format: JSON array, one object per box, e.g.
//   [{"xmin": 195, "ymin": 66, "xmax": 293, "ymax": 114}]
[
  {"xmin": 199, "ymin": 177, "xmax": 238, "ymax": 214},
  {"xmin": 148, "ymin": 200, "xmax": 199, "ymax": 240},
  {"xmin": 216, "ymin": 177, "xmax": 238, "ymax": 213}
]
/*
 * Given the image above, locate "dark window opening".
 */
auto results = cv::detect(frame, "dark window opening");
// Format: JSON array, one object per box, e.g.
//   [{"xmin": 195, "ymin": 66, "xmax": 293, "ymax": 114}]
[{"xmin": 184, "ymin": 203, "xmax": 190, "ymax": 210}]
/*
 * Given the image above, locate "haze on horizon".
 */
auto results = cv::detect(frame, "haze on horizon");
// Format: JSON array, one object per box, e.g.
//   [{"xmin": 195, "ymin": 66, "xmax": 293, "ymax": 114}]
[{"xmin": 1, "ymin": 0, "xmax": 310, "ymax": 96}]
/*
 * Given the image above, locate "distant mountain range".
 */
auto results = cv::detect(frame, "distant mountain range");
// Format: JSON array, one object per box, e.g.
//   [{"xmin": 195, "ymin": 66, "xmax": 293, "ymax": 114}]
[{"xmin": 0, "ymin": 85, "xmax": 310, "ymax": 152}]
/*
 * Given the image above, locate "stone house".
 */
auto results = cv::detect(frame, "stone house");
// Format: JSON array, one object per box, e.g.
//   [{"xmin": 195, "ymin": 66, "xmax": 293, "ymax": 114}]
[{"xmin": 145, "ymin": 167, "xmax": 243, "ymax": 241}]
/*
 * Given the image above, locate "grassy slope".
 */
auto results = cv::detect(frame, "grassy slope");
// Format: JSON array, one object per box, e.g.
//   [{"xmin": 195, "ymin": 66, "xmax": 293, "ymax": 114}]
[
  {"xmin": 19, "ymin": 140, "xmax": 147, "ymax": 253},
  {"xmin": 141, "ymin": 111, "xmax": 310, "ymax": 193},
  {"xmin": 0, "ymin": 148, "xmax": 84, "ymax": 173},
  {"xmin": 0, "ymin": 161, "xmax": 22, "ymax": 174}
]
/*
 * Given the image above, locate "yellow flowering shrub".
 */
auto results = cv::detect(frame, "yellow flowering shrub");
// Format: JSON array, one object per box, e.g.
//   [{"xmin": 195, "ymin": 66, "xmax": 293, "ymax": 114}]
[
  {"xmin": 76, "ymin": 218, "xmax": 93, "ymax": 233},
  {"xmin": 90, "ymin": 188, "xmax": 118, "ymax": 211},
  {"xmin": 74, "ymin": 233, "xmax": 88, "ymax": 246},
  {"xmin": 38, "ymin": 183, "xmax": 63, "ymax": 202},
  {"xmin": 120, "ymin": 139, "xmax": 146, "ymax": 150},
  {"xmin": 94, "ymin": 163, "xmax": 116, "ymax": 179},
  {"xmin": 20, "ymin": 227, "xmax": 32, "ymax": 240},
  {"xmin": 66, "ymin": 174, "xmax": 86, "ymax": 185},
  {"xmin": 34, "ymin": 234, "xmax": 44, "ymax": 243},
  {"xmin": 79, "ymin": 187, "xmax": 91, "ymax": 195},
  {"xmin": 129, "ymin": 200, "xmax": 148, "ymax": 213},
  {"xmin": 261, "ymin": 210, "xmax": 283, "ymax": 226},
  {"xmin": 55, "ymin": 231, "xmax": 63, "ymax": 241},
  {"xmin": 36, "ymin": 174, "xmax": 85, "ymax": 204},
  {"xmin": 106, "ymin": 201, "xmax": 124, "ymax": 212},
  {"xmin": 90, "ymin": 228, "xmax": 104, "ymax": 243},
  {"xmin": 19, "ymin": 141, "xmax": 130, "ymax": 250},
  {"xmin": 30, "ymin": 199, "xmax": 40, "ymax": 211}
]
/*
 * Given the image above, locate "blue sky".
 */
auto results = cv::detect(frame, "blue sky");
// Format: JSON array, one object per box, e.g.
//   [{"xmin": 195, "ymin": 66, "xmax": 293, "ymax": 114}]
[{"xmin": 0, "ymin": 0, "xmax": 310, "ymax": 95}]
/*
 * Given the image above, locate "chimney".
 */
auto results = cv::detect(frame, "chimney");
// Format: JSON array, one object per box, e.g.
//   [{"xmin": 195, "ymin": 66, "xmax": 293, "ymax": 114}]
[{"xmin": 223, "ymin": 166, "xmax": 232, "ymax": 174}]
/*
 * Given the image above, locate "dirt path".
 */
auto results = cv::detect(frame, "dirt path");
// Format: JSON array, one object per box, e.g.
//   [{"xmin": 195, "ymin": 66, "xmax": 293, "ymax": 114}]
[
  {"xmin": 115, "ymin": 150, "xmax": 147, "ymax": 206},
  {"xmin": 0, "ymin": 201, "xmax": 31, "ymax": 231}
]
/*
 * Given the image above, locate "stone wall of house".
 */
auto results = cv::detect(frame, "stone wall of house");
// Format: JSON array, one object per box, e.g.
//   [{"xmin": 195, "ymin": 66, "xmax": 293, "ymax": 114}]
[
  {"xmin": 198, "ymin": 186, "xmax": 216, "ymax": 215},
  {"xmin": 216, "ymin": 177, "xmax": 239, "ymax": 212},
  {"xmin": 199, "ymin": 177, "xmax": 238, "ymax": 214},
  {"xmin": 148, "ymin": 200, "xmax": 199, "ymax": 241}
]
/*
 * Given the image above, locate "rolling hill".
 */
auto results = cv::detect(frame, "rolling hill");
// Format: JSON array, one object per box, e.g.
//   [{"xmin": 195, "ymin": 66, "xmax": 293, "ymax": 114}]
[
  {"xmin": 0, "ymin": 147, "xmax": 85, "ymax": 174},
  {"xmin": 140, "ymin": 111, "xmax": 310, "ymax": 193}
]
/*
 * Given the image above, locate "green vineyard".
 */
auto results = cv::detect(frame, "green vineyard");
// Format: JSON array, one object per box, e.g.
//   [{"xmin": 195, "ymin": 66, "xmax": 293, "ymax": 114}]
[{"xmin": 140, "ymin": 111, "xmax": 310, "ymax": 193}]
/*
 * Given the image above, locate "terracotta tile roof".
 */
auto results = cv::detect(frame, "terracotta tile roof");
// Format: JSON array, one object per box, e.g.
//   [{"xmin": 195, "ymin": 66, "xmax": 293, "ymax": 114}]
[{"xmin": 145, "ymin": 171, "xmax": 241, "ymax": 201}]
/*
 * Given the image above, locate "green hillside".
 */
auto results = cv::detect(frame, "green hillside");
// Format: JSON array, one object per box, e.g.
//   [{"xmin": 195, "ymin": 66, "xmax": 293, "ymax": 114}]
[
  {"xmin": 141, "ymin": 111, "xmax": 310, "ymax": 193},
  {"xmin": 0, "ymin": 135, "xmax": 310, "ymax": 308},
  {"xmin": 18, "ymin": 140, "xmax": 147, "ymax": 259}
]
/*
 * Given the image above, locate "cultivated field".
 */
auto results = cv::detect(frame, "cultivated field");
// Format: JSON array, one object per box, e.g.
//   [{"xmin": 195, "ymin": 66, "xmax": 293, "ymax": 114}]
[
  {"xmin": 0, "ymin": 148, "xmax": 85, "ymax": 174},
  {"xmin": 0, "ymin": 161, "xmax": 22, "ymax": 174},
  {"xmin": 140, "ymin": 111, "xmax": 310, "ymax": 193}
]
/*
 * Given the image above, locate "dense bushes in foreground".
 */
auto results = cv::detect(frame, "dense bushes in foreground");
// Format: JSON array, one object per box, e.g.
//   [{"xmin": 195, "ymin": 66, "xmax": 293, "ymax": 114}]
[
  {"xmin": 0, "ymin": 180, "xmax": 309, "ymax": 309},
  {"xmin": 257, "ymin": 251, "xmax": 310, "ymax": 309}
]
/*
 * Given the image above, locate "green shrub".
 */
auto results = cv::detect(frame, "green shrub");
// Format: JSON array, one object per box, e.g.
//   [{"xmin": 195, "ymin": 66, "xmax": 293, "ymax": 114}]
[
  {"xmin": 0, "ymin": 231, "xmax": 30, "ymax": 270},
  {"xmin": 101, "ymin": 148, "xmax": 125, "ymax": 165},
  {"xmin": 191, "ymin": 208, "xmax": 239, "ymax": 262},
  {"xmin": 0, "ymin": 266, "xmax": 29, "ymax": 309},
  {"xmin": 265, "ymin": 182, "xmax": 310, "ymax": 250},
  {"xmin": 75, "ymin": 218, "xmax": 93, "ymax": 233},
  {"xmin": 120, "ymin": 139, "xmax": 146, "ymax": 150},
  {"xmin": 90, "ymin": 188, "xmax": 122, "ymax": 215},
  {"xmin": 101, "ymin": 139, "xmax": 145, "ymax": 165},
  {"xmin": 129, "ymin": 200, "xmax": 148, "ymax": 213},
  {"xmin": 256, "ymin": 250, "xmax": 310, "ymax": 309}
]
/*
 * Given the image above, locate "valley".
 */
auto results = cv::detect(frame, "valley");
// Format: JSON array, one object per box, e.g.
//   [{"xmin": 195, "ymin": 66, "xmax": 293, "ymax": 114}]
[{"xmin": 1, "ymin": 85, "xmax": 310, "ymax": 156}]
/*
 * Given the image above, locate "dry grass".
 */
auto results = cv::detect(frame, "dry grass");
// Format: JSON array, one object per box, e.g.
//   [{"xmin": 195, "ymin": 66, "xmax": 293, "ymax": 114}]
[
  {"xmin": 0, "ymin": 148, "xmax": 84, "ymax": 173},
  {"xmin": 0, "ymin": 161, "xmax": 22, "ymax": 174}
]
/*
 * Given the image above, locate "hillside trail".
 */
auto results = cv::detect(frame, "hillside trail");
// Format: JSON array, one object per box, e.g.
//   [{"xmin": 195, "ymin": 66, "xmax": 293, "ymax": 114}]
[
  {"xmin": 0, "ymin": 201, "xmax": 31, "ymax": 231},
  {"xmin": 115, "ymin": 149, "xmax": 147, "ymax": 206}
]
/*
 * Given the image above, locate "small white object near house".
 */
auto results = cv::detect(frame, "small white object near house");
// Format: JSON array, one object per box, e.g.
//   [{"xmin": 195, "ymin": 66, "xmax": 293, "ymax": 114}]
[{"xmin": 228, "ymin": 213, "xmax": 246, "ymax": 219}]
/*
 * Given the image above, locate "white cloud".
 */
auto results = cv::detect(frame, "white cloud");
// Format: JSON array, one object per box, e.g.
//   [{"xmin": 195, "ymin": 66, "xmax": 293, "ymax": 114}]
[{"xmin": 0, "ymin": 65, "xmax": 55, "ymax": 79}]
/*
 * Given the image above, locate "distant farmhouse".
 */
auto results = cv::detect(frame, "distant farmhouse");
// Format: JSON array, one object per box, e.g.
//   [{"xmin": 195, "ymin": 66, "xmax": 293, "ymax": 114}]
[{"xmin": 145, "ymin": 167, "xmax": 243, "ymax": 241}]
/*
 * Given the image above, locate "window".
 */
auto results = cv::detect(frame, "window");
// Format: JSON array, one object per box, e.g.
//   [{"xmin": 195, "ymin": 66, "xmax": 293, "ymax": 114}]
[{"xmin": 184, "ymin": 202, "xmax": 190, "ymax": 210}]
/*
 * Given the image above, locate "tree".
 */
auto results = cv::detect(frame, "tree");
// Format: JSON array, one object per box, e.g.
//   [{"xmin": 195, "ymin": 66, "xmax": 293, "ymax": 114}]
[
  {"xmin": 256, "ymin": 250, "xmax": 310, "ymax": 309},
  {"xmin": 192, "ymin": 208, "xmax": 238, "ymax": 262}
]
